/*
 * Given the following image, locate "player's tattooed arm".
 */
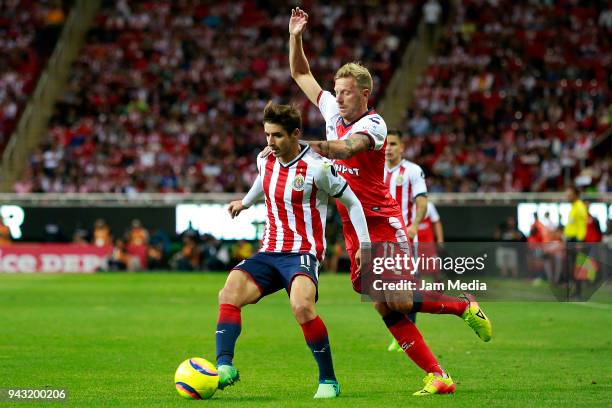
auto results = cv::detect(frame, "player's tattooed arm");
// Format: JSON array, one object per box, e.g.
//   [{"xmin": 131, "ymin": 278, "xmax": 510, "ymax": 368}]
[
  {"xmin": 308, "ymin": 141, "xmax": 331, "ymax": 157},
  {"xmin": 307, "ymin": 133, "xmax": 371, "ymax": 159}
]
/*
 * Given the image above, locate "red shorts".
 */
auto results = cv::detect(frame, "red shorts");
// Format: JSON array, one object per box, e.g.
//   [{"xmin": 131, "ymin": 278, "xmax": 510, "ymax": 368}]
[{"xmin": 342, "ymin": 214, "xmax": 412, "ymax": 293}]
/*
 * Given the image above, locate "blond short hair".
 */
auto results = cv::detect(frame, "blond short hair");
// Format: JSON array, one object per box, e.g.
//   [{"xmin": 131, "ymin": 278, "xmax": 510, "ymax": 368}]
[{"xmin": 334, "ymin": 62, "xmax": 373, "ymax": 92}]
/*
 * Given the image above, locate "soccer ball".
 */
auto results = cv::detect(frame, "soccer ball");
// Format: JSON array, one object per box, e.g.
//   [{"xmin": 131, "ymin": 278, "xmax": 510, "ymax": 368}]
[{"xmin": 174, "ymin": 357, "xmax": 219, "ymax": 399}]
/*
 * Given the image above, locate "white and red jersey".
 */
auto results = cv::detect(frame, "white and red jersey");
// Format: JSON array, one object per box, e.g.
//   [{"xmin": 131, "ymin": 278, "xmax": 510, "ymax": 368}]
[
  {"xmin": 254, "ymin": 143, "xmax": 348, "ymax": 261},
  {"xmin": 384, "ymin": 159, "xmax": 428, "ymax": 227},
  {"xmin": 416, "ymin": 201, "xmax": 440, "ymax": 243},
  {"xmin": 317, "ymin": 90, "xmax": 400, "ymax": 220}
]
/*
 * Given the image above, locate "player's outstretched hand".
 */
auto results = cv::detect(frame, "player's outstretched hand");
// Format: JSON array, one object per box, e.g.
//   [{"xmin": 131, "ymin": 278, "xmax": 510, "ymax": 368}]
[
  {"xmin": 289, "ymin": 7, "xmax": 308, "ymax": 35},
  {"xmin": 228, "ymin": 200, "xmax": 245, "ymax": 219}
]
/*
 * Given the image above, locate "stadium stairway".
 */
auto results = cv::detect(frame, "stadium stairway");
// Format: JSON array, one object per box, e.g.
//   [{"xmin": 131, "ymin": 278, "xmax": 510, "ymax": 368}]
[
  {"xmin": 379, "ymin": 0, "xmax": 452, "ymax": 129},
  {"xmin": 0, "ymin": 0, "xmax": 101, "ymax": 191}
]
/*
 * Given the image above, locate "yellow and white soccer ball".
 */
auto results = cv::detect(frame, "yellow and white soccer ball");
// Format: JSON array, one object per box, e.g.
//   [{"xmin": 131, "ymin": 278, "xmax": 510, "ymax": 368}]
[{"xmin": 174, "ymin": 357, "xmax": 219, "ymax": 399}]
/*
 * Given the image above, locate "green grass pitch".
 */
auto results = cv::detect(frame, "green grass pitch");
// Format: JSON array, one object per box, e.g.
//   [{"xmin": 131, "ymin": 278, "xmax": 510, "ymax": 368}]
[{"xmin": 1, "ymin": 273, "xmax": 610, "ymax": 407}]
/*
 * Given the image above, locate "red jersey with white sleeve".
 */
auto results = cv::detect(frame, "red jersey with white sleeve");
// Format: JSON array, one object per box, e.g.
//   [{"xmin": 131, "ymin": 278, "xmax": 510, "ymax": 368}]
[
  {"xmin": 384, "ymin": 159, "xmax": 428, "ymax": 229},
  {"xmin": 317, "ymin": 90, "xmax": 410, "ymax": 292},
  {"xmin": 248, "ymin": 143, "xmax": 349, "ymax": 262},
  {"xmin": 416, "ymin": 201, "xmax": 440, "ymax": 243},
  {"xmin": 317, "ymin": 90, "xmax": 399, "ymax": 219}
]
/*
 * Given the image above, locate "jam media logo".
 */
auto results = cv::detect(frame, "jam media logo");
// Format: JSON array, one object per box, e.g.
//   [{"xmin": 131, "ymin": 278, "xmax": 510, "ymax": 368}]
[{"xmin": 292, "ymin": 174, "xmax": 305, "ymax": 191}]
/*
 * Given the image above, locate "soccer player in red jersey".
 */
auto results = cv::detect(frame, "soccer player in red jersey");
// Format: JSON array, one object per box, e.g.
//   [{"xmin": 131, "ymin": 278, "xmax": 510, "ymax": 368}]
[
  {"xmin": 288, "ymin": 8, "xmax": 492, "ymax": 396},
  {"xmin": 215, "ymin": 103, "xmax": 370, "ymax": 399}
]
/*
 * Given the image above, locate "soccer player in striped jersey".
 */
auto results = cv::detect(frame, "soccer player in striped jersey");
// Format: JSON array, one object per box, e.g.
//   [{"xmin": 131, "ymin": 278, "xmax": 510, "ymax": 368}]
[
  {"xmin": 414, "ymin": 202, "xmax": 446, "ymax": 281},
  {"xmin": 414, "ymin": 202, "xmax": 446, "ymax": 283},
  {"xmin": 215, "ymin": 103, "xmax": 370, "ymax": 399},
  {"xmin": 288, "ymin": 7, "xmax": 492, "ymax": 396},
  {"xmin": 385, "ymin": 131, "xmax": 440, "ymax": 351},
  {"xmin": 384, "ymin": 130, "xmax": 428, "ymax": 349},
  {"xmin": 384, "ymin": 131, "xmax": 428, "ymax": 245}
]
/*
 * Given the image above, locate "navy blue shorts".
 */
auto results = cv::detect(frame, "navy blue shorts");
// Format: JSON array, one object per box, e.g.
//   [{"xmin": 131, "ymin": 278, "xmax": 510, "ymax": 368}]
[{"xmin": 233, "ymin": 252, "xmax": 319, "ymax": 301}]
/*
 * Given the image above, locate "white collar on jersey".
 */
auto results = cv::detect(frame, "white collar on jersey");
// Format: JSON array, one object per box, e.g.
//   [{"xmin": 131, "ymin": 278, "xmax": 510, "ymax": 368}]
[
  {"xmin": 278, "ymin": 141, "xmax": 310, "ymax": 168},
  {"xmin": 386, "ymin": 159, "xmax": 412, "ymax": 173},
  {"xmin": 385, "ymin": 160, "xmax": 403, "ymax": 173}
]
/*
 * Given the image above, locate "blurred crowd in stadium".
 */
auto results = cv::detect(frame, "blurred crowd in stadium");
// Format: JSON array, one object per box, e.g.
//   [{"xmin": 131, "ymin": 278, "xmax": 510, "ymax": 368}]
[
  {"xmin": 13, "ymin": 0, "xmax": 421, "ymax": 194},
  {"xmin": 402, "ymin": 0, "xmax": 611, "ymax": 193},
  {"xmin": 0, "ymin": 0, "xmax": 67, "ymax": 150},
  {"xmin": 8, "ymin": 0, "xmax": 609, "ymax": 194}
]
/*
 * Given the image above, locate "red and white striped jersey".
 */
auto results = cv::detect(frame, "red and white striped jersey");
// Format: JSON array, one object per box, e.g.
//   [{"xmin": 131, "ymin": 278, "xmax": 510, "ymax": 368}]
[
  {"xmin": 254, "ymin": 143, "xmax": 348, "ymax": 261},
  {"xmin": 416, "ymin": 201, "xmax": 440, "ymax": 243},
  {"xmin": 384, "ymin": 159, "xmax": 428, "ymax": 227},
  {"xmin": 317, "ymin": 90, "xmax": 401, "ymax": 220}
]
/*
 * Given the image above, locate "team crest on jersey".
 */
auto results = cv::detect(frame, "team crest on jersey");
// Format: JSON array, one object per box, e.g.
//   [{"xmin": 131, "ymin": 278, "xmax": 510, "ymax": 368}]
[
  {"xmin": 396, "ymin": 175, "xmax": 404, "ymax": 185},
  {"xmin": 292, "ymin": 174, "xmax": 306, "ymax": 191}
]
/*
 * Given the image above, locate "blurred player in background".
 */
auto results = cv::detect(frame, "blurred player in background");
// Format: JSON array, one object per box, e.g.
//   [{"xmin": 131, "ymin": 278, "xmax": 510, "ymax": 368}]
[
  {"xmin": 563, "ymin": 186, "xmax": 588, "ymax": 300},
  {"xmin": 564, "ymin": 189, "xmax": 588, "ymax": 242},
  {"xmin": 384, "ymin": 130, "xmax": 425, "ymax": 349},
  {"xmin": 384, "ymin": 131, "xmax": 428, "ymax": 247},
  {"xmin": 417, "ymin": 202, "xmax": 444, "ymax": 248},
  {"xmin": 216, "ymin": 103, "xmax": 371, "ymax": 399},
  {"xmin": 384, "ymin": 130, "xmax": 445, "ymax": 352},
  {"xmin": 413, "ymin": 201, "xmax": 446, "ymax": 287},
  {"xmin": 288, "ymin": 7, "xmax": 492, "ymax": 396}
]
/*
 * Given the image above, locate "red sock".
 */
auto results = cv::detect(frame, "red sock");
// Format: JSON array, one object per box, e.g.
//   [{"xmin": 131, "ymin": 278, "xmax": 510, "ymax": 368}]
[
  {"xmin": 218, "ymin": 303, "xmax": 241, "ymax": 323},
  {"xmin": 300, "ymin": 316, "xmax": 336, "ymax": 382},
  {"xmin": 413, "ymin": 291, "xmax": 468, "ymax": 315},
  {"xmin": 383, "ymin": 312, "xmax": 444, "ymax": 375},
  {"xmin": 216, "ymin": 304, "xmax": 242, "ymax": 365}
]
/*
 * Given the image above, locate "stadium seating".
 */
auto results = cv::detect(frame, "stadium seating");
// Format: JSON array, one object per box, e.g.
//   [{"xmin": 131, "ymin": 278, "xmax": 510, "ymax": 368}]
[
  {"xmin": 401, "ymin": 0, "xmax": 610, "ymax": 193},
  {"xmin": 0, "ymin": 0, "xmax": 66, "ymax": 152},
  {"xmin": 16, "ymin": 0, "xmax": 420, "ymax": 193}
]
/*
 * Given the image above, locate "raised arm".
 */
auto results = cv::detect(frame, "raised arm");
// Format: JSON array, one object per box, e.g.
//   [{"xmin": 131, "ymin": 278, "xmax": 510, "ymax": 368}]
[{"xmin": 289, "ymin": 7, "xmax": 323, "ymax": 106}]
